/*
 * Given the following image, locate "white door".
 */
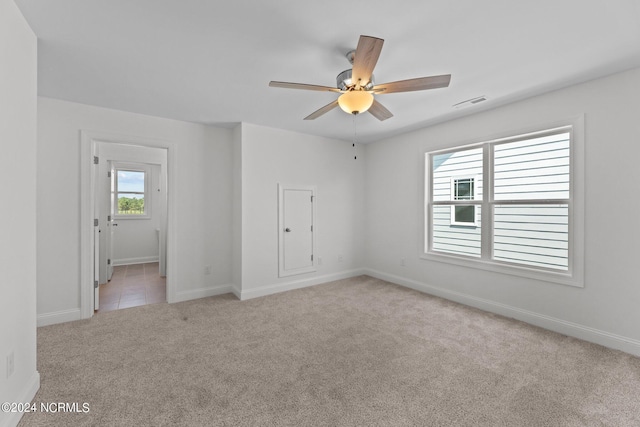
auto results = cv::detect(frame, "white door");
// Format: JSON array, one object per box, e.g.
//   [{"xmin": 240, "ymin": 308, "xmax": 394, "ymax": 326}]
[
  {"xmin": 278, "ymin": 185, "xmax": 316, "ymax": 277},
  {"xmin": 94, "ymin": 224, "xmax": 100, "ymax": 310},
  {"xmin": 107, "ymin": 161, "xmax": 116, "ymax": 281},
  {"xmin": 98, "ymin": 159, "xmax": 114, "ymax": 284}
]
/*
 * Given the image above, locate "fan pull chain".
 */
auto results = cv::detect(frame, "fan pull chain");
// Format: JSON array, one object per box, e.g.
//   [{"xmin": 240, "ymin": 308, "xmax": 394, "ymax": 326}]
[{"xmin": 352, "ymin": 113, "xmax": 358, "ymax": 160}]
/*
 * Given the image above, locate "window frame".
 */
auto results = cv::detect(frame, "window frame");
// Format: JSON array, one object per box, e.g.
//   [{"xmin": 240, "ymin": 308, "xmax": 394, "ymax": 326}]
[
  {"xmin": 113, "ymin": 162, "xmax": 151, "ymax": 219},
  {"xmin": 422, "ymin": 117, "xmax": 584, "ymax": 288}
]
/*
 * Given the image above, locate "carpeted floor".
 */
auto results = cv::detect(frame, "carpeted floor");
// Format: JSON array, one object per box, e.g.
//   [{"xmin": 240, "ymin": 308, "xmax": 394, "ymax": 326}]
[{"xmin": 19, "ymin": 276, "xmax": 640, "ymax": 426}]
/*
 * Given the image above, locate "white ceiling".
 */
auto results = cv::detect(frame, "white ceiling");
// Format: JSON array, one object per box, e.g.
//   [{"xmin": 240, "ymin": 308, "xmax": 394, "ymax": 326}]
[{"xmin": 15, "ymin": 0, "xmax": 640, "ymax": 143}]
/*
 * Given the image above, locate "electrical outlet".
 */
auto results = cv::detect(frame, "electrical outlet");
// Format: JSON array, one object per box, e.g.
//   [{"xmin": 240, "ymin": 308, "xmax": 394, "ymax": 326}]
[
  {"xmin": 318, "ymin": 257, "xmax": 323, "ymax": 265},
  {"xmin": 401, "ymin": 258, "xmax": 406, "ymax": 267},
  {"xmin": 338, "ymin": 254, "xmax": 343, "ymax": 262},
  {"xmin": 6, "ymin": 351, "xmax": 14, "ymax": 378},
  {"xmin": 204, "ymin": 265, "xmax": 212, "ymax": 275}
]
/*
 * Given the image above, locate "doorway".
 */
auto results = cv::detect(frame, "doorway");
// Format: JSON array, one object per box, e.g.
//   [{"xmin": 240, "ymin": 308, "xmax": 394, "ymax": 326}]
[
  {"xmin": 80, "ymin": 131, "xmax": 174, "ymax": 319},
  {"xmin": 96, "ymin": 144, "xmax": 168, "ymax": 312}
]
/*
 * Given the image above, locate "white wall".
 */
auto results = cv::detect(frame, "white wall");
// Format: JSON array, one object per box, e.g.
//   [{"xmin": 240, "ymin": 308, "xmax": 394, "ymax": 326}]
[
  {"xmin": 365, "ymin": 66, "xmax": 640, "ymax": 355},
  {"xmin": 235, "ymin": 123, "xmax": 366, "ymax": 298},
  {"xmin": 37, "ymin": 97, "xmax": 234, "ymax": 325},
  {"xmin": 0, "ymin": 1, "xmax": 39, "ymax": 426}
]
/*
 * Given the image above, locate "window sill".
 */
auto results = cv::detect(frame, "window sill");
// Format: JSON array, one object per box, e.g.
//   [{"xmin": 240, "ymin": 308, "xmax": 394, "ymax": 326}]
[
  {"xmin": 114, "ymin": 215, "xmax": 151, "ymax": 220},
  {"xmin": 449, "ymin": 222, "xmax": 479, "ymax": 228},
  {"xmin": 420, "ymin": 251, "xmax": 583, "ymax": 288}
]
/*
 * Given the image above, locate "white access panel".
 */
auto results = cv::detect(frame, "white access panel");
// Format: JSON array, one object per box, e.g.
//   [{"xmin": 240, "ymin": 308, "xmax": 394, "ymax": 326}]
[{"xmin": 278, "ymin": 184, "xmax": 316, "ymax": 277}]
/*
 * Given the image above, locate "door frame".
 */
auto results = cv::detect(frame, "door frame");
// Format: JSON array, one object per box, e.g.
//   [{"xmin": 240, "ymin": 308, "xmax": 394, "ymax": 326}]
[
  {"xmin": 80, "ymin": 130, "xmax": 177, "ymax": 319},
  {"xmin": 277, "ymin": 183, "xmax": 316, "ymax": 278}
]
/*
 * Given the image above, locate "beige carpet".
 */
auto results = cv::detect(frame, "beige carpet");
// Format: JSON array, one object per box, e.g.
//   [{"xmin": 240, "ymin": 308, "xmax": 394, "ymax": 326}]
[{"xmin": 19, "ymin": 276, "xmax": 640, "ymax": 426}]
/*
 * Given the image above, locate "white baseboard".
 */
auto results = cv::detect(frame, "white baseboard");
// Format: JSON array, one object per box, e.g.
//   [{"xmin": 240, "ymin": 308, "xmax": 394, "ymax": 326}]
[
  {"xmin": 37, "ymin": 308, "xmax": 81, "ymax": 327},
  {"xmin": 1, "ymin": 371, "xmax": 40, "ymax": 427},
  {"xmin": 112, "ymin": 256, "xmax": 159, "ymax": 266},
  {"xmin": 364, "ymin": 268, "xmax": 640, "ymax": 358},
  {"xmin": 230, "ymin": 284, "xmax": 242, "ymax": 300},
  {"xmin": 237, "ymin": 269, "xmax": 365, "ymax": 301},
  {"xmin": 172, "ymin": 284, "xmax": 234, "ymax": 303}
]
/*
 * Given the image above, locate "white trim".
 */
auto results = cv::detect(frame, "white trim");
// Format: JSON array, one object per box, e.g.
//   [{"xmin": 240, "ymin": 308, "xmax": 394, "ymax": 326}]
[
  {"xmin": 37, "ymin": 308, "xmax": 82, "ymax": 327},
  {"xmin": 421, "ymin": 250, "xmax": 578, "ymax": 286},
  {"xmin": 173, "ymin": 284, "xmax": 234, "ymax": 303},
  {"xmin": 1, "ymin": 371, "xmax": 40, "ymax": 427},
  {"xmin": 231, "ymin": 284, "xmax": 242, "ymax": 300},
  {"xmin": 364, "ymin": 268, "xmax": 640, "ymax": 357},
  {"xmin": 237, "ymin": 269, "xmax": 365, "ymax": 300},
  {"xmin": 112, "ymin": 256, "xmax": 160, "ymax": 266},
  {"xmin": 80, "ymin": 134, "xmax": 94, "ymax": 319}
]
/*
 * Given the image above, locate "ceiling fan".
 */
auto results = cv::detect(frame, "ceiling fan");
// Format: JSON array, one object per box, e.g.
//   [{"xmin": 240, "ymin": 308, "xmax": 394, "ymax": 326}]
[{"xmin": 269, "ymin": 35, "xmax": 451, "ymax": 121}]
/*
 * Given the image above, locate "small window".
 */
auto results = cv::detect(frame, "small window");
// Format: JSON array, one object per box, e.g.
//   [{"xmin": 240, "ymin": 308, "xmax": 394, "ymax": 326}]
[
  {"xmin": 114, "ymin": 165, "xmax": 149, "ymax": 218},
  {"xmin": 451, "ymin": 177, "xmax": 478, "ymax": 226}
]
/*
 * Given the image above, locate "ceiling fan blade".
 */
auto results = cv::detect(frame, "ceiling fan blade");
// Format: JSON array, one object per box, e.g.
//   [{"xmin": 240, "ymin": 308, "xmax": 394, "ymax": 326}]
[
  {"xmin": 368, "ymin": 99, "xmax": 393, "ymax": 121},
  {"xmin": 352, "ymin": 35, "xmax": 384, "ymax": 88},
  {"xmin": 373, "ymin": 74, "xmax": 451, "ymax": 94},
  {"xmin": 304, "ymin": 100, "xmax": 340, "ymax": 120},
  {"xmin": 269, "ymin": 81, "xmax": 341, "ymax": 93}
]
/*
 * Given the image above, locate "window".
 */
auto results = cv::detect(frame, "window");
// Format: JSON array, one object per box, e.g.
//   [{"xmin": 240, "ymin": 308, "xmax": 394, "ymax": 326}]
[
  {"xmin": 114, "ymin": 165, "xmax": 150, "ymax": 218},
  {"xmin": 451, "ymin": 176, "xmax": 478, "ymax": 226},
  {"xmin": 424, "ymin": 121, "xmax": 584, "ymax": 287}
]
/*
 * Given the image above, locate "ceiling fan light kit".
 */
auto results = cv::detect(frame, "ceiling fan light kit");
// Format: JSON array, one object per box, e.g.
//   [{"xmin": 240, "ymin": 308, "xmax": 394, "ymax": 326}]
[
  {"xmin": 269, "ymin": 35, "xmax": 451, "ymax": 121},
  {"xmin": 338, "ymin": 90, "xmax": 374, "ymax": 115}
]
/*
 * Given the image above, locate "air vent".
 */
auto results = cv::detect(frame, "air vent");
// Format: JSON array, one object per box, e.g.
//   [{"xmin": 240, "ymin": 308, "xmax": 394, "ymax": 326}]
[{"xmin": 453, "ymin": 96, "xmax": 487, "ymax": 109}]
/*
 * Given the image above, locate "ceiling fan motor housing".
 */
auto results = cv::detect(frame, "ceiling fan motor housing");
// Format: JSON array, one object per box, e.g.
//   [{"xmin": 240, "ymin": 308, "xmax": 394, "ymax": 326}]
[{"xmin": 336, "ymin": 69, "xmax": 375, "ymax": 91}]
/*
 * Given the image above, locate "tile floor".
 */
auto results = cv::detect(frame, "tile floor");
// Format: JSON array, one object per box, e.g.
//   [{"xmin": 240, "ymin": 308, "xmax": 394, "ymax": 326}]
[{"xmin": 97, "ymin": 262, "xmax": 166, "ymax": 313}]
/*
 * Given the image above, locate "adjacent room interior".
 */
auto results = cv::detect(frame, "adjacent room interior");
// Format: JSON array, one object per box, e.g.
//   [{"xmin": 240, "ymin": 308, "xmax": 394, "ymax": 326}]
[{"xmin": 2, "ymin": 1, "xmax": 640, "ymax": 426}]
